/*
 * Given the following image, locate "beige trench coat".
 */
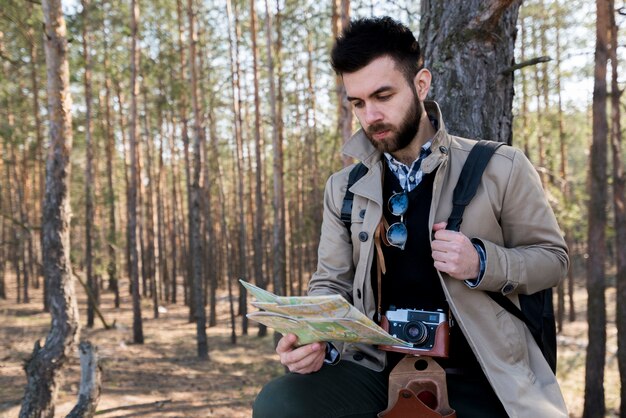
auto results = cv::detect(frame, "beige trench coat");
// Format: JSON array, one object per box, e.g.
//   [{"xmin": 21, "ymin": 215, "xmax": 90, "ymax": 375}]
[{"xmin": 308, "ymin": 102, "xmax": 569, "ymax": 417}]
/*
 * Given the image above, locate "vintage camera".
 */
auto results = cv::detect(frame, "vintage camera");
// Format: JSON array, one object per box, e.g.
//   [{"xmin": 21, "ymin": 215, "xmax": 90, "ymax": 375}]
[{"xmin": 379, "ymin": 307, "xmax": 450, "ymax": 358}]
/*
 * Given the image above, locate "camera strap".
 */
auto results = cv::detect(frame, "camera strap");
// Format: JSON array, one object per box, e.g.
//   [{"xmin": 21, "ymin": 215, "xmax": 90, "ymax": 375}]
[{"xmin": 374, "ymin": 218, "xmax": 387, "ymax": 323}]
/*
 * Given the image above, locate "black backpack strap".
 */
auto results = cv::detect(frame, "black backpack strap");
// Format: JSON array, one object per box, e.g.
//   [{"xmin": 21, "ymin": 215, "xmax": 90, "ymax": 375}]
[
  {"xmin": 341, "ymin": 162, "xmax": 368, "ymax": 233},
  {"xmin": 446, "ymin": 140, "xmax": 504, "ymax": 232}
]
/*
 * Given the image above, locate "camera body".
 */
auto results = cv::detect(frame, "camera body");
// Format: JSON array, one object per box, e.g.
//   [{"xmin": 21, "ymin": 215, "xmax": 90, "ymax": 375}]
[{"xmin": 379, "ymin": 307, "xmax": 450, "ymax": 358}]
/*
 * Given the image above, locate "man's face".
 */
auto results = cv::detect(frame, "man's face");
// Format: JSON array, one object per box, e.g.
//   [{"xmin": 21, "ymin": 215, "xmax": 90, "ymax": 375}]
[{"xmin": 343, "ymin": 56, "xmax": 422, "ymax": 154}]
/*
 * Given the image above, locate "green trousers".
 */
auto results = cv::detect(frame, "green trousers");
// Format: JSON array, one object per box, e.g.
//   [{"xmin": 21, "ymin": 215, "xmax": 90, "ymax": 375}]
[{"xmin": 252, "ymin": 360, "xmax": 509, "ymax": 418}]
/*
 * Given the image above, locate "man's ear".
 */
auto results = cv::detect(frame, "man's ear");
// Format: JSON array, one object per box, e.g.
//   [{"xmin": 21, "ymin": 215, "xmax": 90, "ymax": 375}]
[{"xmin": 413, "ymin": 68, "xmax": 432, "ymax": 101}]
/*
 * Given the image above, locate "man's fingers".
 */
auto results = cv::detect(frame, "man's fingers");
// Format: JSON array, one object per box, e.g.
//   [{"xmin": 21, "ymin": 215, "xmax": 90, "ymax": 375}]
[
  {"xmin": 279, "ymin": 341, "xmax": 325, "ymax": 370},
  {"xmin": 284, "ymin": 344, "xmax": 326, "ymax": 373},
  {"xmin": 432, "ymin": 221, "xmax": 447, "ymax": 232},
  {"xmin": 276, "ymin": 333, "xmax": 298, "ymax": 355}
]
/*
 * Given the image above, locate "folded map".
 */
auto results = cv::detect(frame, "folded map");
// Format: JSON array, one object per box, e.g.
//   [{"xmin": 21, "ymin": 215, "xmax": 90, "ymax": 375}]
[{"xmin": 241, "ymin": 280, "xmax": 410, "ymax": 347}]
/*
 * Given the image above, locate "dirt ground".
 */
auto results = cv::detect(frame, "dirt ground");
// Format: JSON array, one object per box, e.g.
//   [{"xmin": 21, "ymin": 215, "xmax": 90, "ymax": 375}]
[{"xmin": 0, "ymin": 274, "xmax": 620, "ymax": 417}]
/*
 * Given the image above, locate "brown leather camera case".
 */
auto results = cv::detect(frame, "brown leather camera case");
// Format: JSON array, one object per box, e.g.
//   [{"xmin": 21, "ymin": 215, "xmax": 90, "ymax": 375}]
[{"xmin": 378, "ymin": 356, "xmax": 456, "ymax": 418}]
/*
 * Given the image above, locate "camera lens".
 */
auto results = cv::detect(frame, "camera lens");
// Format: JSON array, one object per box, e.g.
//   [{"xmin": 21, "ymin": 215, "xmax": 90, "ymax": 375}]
[{"xmin": 403, "ymin": 321, "xmax": 428, "ymax": 344}]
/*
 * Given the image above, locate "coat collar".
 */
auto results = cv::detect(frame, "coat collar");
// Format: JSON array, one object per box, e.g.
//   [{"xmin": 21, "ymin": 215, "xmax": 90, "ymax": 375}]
[{"xmin": 341, "ymin": 100, "xmax": 451, "ymax": 174}]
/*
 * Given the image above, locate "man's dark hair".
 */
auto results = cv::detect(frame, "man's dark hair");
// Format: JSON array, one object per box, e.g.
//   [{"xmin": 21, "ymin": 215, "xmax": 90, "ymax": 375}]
[{"xmin": 330, "ymin": 17, "xmax": 422, "ymax": 81}]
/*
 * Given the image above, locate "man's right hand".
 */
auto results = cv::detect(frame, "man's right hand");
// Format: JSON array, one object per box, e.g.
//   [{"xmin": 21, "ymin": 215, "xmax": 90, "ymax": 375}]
[{"xmin": 276, "ymin": 333, "xmax": 327, "ymax": 374}]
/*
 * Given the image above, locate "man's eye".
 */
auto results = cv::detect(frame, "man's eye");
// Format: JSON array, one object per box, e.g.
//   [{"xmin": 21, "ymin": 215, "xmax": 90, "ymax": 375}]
[
  {"xmin": 352, "ymin": 101, "xmax": 364, "ymax": 109},
  {"xmin": 378, "ymin": 95, "xmax": 392, "ymax": 101}
]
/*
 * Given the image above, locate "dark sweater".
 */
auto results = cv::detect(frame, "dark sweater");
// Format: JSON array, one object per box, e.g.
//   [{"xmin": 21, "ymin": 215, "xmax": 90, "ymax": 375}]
[{"xmin": 375, "ymin": 160, "xmax": 481, "ymax": 371}]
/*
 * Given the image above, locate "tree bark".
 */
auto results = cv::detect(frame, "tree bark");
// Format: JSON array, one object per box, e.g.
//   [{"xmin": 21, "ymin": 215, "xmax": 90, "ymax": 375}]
[
  {"xmin": 66, "ymin": 342, "xmax": 101, "ymax": 418},
  {"xmin": 332, "ymin": 0, "xmax": 352, "ymax": 167},
  {"xmin": 187, "ymin": 0, "xmax": 209, "ymax": 359},
  {"xmin": 82, "ymin": 0, "xmax": 96, "ymax": 328},
  {"xmin": 250, "ymin": 0, "xmax": 267, "ymax": 337},
  {"xmin": 265, "ymin": 0, "xmax": 286, "ymax": 303},
  {"xmin": 226, "ymin": 0, "xmax": 248, "ymax": 334},
  {"xmin": 419, "ymin": 0, "xmax": 521, "ymax": 144},
  {"xmin": 608, "ymin": 1, "xmax": 626, "ymax": 415},
  {"xmin": 583, "ymin": 0, "xmax": 609, "ymax": 416},
  {"xmin": 19, "ymin": 1, "xmax": 80, "ymax": 415},
  {"xmin": 128, "ymin": 0, "xmax": 144, "ymax": 344},
  {"xmin": 102, "ymin": 32, "xmax": 119, "ymax": 309}
]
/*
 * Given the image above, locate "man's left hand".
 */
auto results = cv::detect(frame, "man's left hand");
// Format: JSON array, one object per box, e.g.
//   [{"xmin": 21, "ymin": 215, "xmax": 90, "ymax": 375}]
[{"xmin": 431, "ymin": 222, "xmax": 480, "ymax": 280}]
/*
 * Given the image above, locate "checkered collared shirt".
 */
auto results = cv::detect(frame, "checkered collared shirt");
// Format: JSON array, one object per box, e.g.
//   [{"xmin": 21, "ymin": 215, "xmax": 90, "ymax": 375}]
[{"xmin": 384, "ymin": 141, "xmax": 432, "ymax": 192}]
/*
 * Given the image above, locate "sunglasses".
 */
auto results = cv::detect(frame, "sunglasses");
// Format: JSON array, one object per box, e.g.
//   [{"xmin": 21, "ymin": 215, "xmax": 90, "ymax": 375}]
[{"xmin": 386, "ymin": 191, "xmax": 409, "ymax": 249}]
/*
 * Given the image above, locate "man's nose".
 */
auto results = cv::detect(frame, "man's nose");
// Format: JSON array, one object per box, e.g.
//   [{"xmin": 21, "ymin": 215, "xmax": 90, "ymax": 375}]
[{"xmin": 363, "ymin": 103, "xmax": 383, "ymax": 125}]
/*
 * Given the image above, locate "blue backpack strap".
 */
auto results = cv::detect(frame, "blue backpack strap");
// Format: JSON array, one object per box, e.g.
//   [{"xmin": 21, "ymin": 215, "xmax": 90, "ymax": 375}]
[{"xmin": 341, "ymin": 162, "xmax": 368, "ymax": 233}]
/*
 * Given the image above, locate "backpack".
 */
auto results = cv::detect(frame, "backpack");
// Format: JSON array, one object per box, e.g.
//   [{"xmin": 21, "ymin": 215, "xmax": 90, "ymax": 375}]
[{"xmin": 340, "ymin": 140, "xmax": 557, "ymax": 373}]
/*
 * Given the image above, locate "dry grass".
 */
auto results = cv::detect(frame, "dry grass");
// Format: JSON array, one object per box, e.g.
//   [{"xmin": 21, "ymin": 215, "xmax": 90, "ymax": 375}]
[{"xmin": 0, "ymin": 274, "xmax": 620, "ymax": 417}]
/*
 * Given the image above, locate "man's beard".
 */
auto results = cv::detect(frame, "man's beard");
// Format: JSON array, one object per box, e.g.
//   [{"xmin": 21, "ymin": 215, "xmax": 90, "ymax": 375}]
[{"xmin": 364, "ymin": 91, "xmax": 421, "ymax": 154}]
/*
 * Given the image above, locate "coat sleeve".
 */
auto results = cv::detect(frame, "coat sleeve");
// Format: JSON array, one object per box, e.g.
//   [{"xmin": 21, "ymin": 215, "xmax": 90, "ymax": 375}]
[
  {"xmin": 307, "ymin": 172, "xmax": 356, "ymax": 304},
  {"xmin": 470, "ymin": 149, "xmax": 569, "ymax": 295}
]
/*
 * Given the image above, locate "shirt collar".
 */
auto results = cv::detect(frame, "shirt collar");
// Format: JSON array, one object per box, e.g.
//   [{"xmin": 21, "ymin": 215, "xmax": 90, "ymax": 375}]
[{"xmin": 384, "ymin": 140, "xmax": 433, "ymax": 174}]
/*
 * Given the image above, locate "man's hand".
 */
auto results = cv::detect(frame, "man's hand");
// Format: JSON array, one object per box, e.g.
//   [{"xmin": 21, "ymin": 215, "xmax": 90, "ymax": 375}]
[
  {"xmin": 276, "ymin": 333, "xmax": 327, "ymax": 374},
  {"xmin": 431, "ymin": 222, "xmax": 480, "ymax": 280}
]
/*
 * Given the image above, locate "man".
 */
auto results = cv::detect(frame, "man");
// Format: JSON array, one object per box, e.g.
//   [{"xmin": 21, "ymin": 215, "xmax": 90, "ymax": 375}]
[{"xmin": 253, "ymin": 17, "xmax": 568, "ymax": 418}]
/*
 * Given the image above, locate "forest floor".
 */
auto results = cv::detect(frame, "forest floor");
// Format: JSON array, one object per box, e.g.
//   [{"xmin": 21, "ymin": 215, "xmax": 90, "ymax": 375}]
[{"xmin": 0, "ymin": 273, "xmax": 620, "ymax": 418}]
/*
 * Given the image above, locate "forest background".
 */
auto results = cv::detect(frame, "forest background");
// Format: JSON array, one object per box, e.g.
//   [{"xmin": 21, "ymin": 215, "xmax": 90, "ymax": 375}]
[{"xmin": 0, "ymin": 0, "xmax": 625, "ymax": 417}]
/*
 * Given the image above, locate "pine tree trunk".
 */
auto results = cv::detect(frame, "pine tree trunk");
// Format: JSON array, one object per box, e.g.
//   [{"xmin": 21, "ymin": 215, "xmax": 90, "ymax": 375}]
[
  {"xmin": 103, "ymin": 36, "xmax": 119, "ymax": 309},
  {"xmin": 583, "ymin": 0, "xmax": 609, "ymax": 416},
  {"xmin": 531, "ymin": 20, "xmax": 547, "ymax": 186},
  {"xmin": 20, "ymin": 1, "xmax": 80, "ymax": 415},
  {"xmin": 419, "ymin": 0, "xmax": 521, "ymax": 144},
  {"xmin": 250, "ymin": 0, "xmax": 267, "ymax": 336},
  {"xmin": 155, "ymin": 98, "xmax": 169, "ymax": 307},
  {"xmin": 553, "ymin": 2, "xmax": 575, "ymax": 330},
  {"xmin": 226, "ymin": 0, "xmax": 248, "ymax": 334},
  {"xmin": 187, "ymin": 0, "xmax": 209, "ymax": 359},
  {"xmin": 264, "ymin": 0, "xmax": 286, "ymax": 301},
  {"xmin": 27, "ymin": 11, "xmax": 44, "ymax": 290},
  {"xmin": 142, "ymin": 89, "xmax": 159, "ymax": 318},
  {"xmin": 66, "ymin": 342, "xmax": 101, "ymax": 418},
  {"xmin": 82, "ymin": 0, "xmax": 96, "ymax": 328},
  {"xmin": 608, "ymin": 2, "xmax": 626, "ymax": 415},
  {"xmin": 128, "ymin": 0, "xmax": 144, "ymax": 344}
]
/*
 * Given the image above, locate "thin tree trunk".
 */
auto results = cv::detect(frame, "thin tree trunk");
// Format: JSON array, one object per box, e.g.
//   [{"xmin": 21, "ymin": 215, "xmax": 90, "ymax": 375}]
[
  {"xmin": 207, "ymin": 100, "xmax": 220, "ymax": 327},
  {"xmin": 142, "ymin": 88, "xmax": 159, "ymax": 318},
  {"xmin": 82, "ymin": 0, "xmax": 96, "ymax": 328},
  {"xmin": 167, "ymin": 109, "xmax": 180, "ymax": 305},
  {"xmin": 20, "ymin": 1, "xmax": 80, "ymax": 414},
  {"xmin": 608, "ymin": 2, "xmax": 626, "ymax": 415},
  {"xmin": 27, "ymin": 10, "xmax": 43, "ymax": 289},
  {"xmin": 250, "ymin": 0, "xmax": 267, "ymax": 336},
  {"xmin": 226, "ymin": 0, "xmax": 248, "ymax": 335},
  {"xmin": 114, "ymin": 81, "xmax": 132, "ymax": 295},
  {"xmin": 583, "ymin": 0, "xmax": 609, "ymax": 416},
  {"xmin": 102, "ymin": 33, "xmax": 119, "ymax": 309},
  {"xmin": 128, "ymin": 0, "xmax": 144, "ymax": 344},
  {"xmin": 306, "ymin": 33, "xmax": 322, "ymax": 278},
  {"xmin": 66, "ymin": 342, "xmax": 101, "ymax": 418},
  {"xmin": 554, "ymin": 3, "xmax": 567, "ymax": 331},
  {"xmin": 332, "ymin": 0, "xmax": 352, "ymax": 167},
  {"xmin": 187, "ymin": 0, "xmax": 208, "ymax": 359},
  {"xmin": 175, "ymin": 0, "xmax": 191, "ymax": 311},
  {"xmin": 264, "ymin": 0, "xmax": 286, "ymax": 304},
  {"xmin": 9, "ymin": 141, "xmax": 28, "ymax": 304},
  {"xmin": 155, "ymin": 88, "xmax": 169, "ymax": 307}
]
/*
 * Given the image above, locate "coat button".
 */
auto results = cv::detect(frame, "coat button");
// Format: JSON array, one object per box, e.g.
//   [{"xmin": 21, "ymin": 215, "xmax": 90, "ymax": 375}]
[
  {"xmin": 439, "ymin": 146, "xmax": 448, "ymax": 154},
  {"xmin": 359, "ymin": 209, "xmax": 366, "ymax": 219},
  {"xmin": 358, "ymin": 232, "xmax": 368, "ymax": 242},
  {"xmin": 353, "ymin": 352, "xmax": 364, "ymax": 361},
  {"xmin": 501, "ymin": 283, "xmax": 515, "ymax": 294}
]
